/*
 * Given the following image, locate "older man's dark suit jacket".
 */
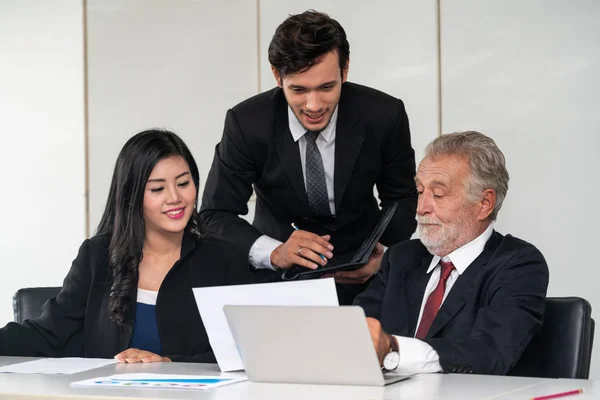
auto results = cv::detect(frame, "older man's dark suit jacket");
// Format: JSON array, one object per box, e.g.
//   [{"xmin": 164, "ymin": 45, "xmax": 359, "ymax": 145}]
[
  {"xmin": 355, "ymin": 230, "xmax": 549, "ymax": 375},
  {"xmin": 200, "ymin": 82, "xmax": 418, "ymax": 304}
]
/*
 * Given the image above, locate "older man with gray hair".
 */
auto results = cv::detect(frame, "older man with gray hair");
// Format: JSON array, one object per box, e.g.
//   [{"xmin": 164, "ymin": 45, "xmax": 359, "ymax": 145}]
[{"xmin": 355, "ymin": 131, "xmax": 549, "ymax": 375}]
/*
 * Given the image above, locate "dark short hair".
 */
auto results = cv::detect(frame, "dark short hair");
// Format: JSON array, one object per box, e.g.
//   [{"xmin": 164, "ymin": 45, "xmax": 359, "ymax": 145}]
[{"xmin": 268, "ymin": 10, "xmax": 350, "ymax": 78}]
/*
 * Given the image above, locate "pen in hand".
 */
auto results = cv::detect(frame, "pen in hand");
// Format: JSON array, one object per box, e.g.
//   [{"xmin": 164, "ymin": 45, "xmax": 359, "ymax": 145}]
[{"xmin": 291, "ymin": 223, "xmax": 327, "ymax": 261}]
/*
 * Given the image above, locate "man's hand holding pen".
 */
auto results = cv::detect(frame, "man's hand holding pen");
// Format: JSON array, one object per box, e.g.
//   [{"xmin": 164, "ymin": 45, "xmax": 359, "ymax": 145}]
[{"xmin": 270, "ymin": 226, "xmax": 334, "ymax": 270}]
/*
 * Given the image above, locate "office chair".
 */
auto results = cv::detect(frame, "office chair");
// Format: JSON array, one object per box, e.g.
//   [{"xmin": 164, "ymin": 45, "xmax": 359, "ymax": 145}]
[
  {"xmin": 12, "ymin": 287, "xmax": 62, "ymax": 324},
  {"xmin": 510, "ymin": 296, "xmax": 594, "ymax": 379}
]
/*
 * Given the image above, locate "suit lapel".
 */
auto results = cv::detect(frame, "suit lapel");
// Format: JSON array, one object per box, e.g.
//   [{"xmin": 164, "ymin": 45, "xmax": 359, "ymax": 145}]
[
  {"xmin": 333, "ymin": 87, "xmax": 361, "ymax": 212},
  {"xmin": 274, "ymin": 96, "xmax": 310, "ymax": 209},
  {"xmin": 404, "ymin": 256, "xmax": 434, "ymax": 337},
  {"xmin": 427, "ymin": 232, "xmax": 503, "ymax": 338}
]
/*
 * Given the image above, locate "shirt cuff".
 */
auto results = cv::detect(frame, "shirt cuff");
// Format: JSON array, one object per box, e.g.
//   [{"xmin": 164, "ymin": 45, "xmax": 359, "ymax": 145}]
[
  {"xmin": 393, "ymin": 335, "xmax": 443, "ymax": 374},
  {"xmin": 249, "ymin": 235, "xmax": 283, "ymax": 271}
]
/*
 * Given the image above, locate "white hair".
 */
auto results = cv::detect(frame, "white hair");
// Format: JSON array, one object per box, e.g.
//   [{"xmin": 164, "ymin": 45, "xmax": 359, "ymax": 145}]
[{"xmin": 424, "ymin": 131, "xmax": 509, "ymax": 221}]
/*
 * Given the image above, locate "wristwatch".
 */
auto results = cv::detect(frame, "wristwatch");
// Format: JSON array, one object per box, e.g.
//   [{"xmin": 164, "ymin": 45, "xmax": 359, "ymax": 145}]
[{"xmin": 383, "ymin": 334, "xmax": 400, "ymax": 371}]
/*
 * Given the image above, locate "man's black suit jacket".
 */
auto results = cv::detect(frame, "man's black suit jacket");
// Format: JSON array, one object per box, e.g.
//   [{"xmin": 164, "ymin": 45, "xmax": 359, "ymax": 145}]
[
  {"xmin": 200, "ymin": 82, "xmax": 418, "ymax": 303},
  {"xmin": 355, "ymin": 230, "xmax": 549, "ymax": 375}
]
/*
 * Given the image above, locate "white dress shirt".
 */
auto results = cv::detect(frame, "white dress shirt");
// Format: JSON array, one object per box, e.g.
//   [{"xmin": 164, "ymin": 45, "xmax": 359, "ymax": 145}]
[
  {"xmin": 392, "ymin": 224, "xmax": 494, "ymax": 375},
  {"xmin": 248, "ymin": 107, "xmax": 339, "ymax": 270}
]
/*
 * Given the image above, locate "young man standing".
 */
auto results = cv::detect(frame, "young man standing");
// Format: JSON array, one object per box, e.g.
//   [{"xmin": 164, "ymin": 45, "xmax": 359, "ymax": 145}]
[{"xmin": 200, "ymin": 10, "xmax": 417, "ymax": 304}]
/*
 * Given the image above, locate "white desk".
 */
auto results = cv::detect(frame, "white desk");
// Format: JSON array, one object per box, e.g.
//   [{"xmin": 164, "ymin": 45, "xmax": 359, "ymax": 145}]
[
  {"xmin": 495, "ymin": 378, "xmax": 595, "ymax": 399},
  {"xmin": 0, "ymin": 357, "xmax": 592, "ymax": 400}
]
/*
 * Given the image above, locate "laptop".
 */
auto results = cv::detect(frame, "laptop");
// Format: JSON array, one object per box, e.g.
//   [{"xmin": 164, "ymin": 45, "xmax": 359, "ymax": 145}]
[
  {"xmin": 281, "ymin": 203, "xmax": 398, "ymax": 280},
  {"xmin": 223, "ymin": 305, "xmax": 411, "ymax": 386}
]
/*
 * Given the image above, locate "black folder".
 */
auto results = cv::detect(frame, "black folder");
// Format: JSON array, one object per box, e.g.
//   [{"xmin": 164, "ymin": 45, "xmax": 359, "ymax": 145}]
[{"xmin": 281, "ymin": 202, "xmax": 398, "ymax": 281}]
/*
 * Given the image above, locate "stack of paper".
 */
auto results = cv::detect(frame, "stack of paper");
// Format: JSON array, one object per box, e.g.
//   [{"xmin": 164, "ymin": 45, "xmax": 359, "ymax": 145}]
[
  {"xmin": 193, "ymin": 278, "xmax": 339, "ymax": 371},
  {"xmin": 0, "ymin": 358, "xmax": 116, "ymax": 374}
]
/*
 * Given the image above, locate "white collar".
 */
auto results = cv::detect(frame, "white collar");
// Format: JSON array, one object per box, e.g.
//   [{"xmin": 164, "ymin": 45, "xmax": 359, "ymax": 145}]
[
  {"xmin": 426, "ymin": 224, "xmax": 494, "ymax": 275},
  {"xmin": 288, "ymin": 106, "xmax": 338, "ymax": 143}
]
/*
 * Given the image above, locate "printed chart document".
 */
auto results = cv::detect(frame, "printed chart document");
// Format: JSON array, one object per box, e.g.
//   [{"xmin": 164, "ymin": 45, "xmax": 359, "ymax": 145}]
[
  {"xmin": 0, "ymin": 358, "xmax": 116, "ymax": 374},
  {"xmin": 193, "ymin": 278, "xmax": 338, "ymax": 371},
  {"xmin": 71, "ymin": 373, "xmax": 247, "ymax": 390}
]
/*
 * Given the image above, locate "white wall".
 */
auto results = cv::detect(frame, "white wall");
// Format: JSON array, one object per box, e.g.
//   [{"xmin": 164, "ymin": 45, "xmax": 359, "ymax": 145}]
[
  {"xmin": 441, "ymin": 0, "xmax": 600, "ymax": 377},
  {"xmin": 0, "ymin": 1, "xmax": 86, "ymax": 324},
  {"xmin": 86, "ymin": 0, "xmax": 259, "ymax": 231}
]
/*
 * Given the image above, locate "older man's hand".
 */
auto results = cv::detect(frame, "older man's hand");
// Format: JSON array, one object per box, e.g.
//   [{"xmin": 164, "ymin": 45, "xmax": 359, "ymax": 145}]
[
  {"xmin": 327, "ymin": 243, "xmax": 384, "ymax": 284},
  {"xmin": 366, "ymin": 317, "xmax": 391, "ymax": 366}
]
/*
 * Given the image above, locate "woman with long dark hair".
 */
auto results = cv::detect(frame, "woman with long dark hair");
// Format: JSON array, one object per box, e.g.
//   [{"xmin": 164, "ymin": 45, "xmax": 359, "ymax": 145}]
[{"xmin": 0, "ymin": 129, "xmax": 249, "ymax": 363}]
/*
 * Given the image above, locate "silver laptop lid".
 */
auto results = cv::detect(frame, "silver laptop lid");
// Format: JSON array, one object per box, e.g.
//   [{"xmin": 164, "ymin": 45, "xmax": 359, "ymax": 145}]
[{"xmin": 223, "ymin": 305, "xmax": 386, "ymax": 386}]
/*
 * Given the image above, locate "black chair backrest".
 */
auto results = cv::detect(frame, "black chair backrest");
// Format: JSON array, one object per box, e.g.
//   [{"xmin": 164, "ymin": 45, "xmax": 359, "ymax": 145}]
[
  {"xmin": 510, "ymin": 296, "xmax": 594, "ymax": 379},
  {"xmin": 13, "ymin": 287, "xmax": 62, "ymax": 324}
]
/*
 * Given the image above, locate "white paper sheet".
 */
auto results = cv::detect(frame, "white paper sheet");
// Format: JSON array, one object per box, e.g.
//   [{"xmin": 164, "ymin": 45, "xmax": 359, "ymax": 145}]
[
  {"xmin": 71, "ymin": 373, "xmax": 247, "ymax": 390},
  {"xmin": 193, "ymin": 278, "xmax": 338, "ymax": 372},
  {"xmin": 0, "ymin": 357, "xmax": 116, "ymax": 374}
]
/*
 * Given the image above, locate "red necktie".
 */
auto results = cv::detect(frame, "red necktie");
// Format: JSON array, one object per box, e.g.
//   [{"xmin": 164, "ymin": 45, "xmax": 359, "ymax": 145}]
[{"xmin": 415, "ymin": 261, "xmax": 455, "ymax": 340}]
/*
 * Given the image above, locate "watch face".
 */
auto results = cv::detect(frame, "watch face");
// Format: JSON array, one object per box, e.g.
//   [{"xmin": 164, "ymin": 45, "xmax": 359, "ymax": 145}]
[{"xmin": 383, "ymin": 351, "xmax": 400, "ymax": 371}]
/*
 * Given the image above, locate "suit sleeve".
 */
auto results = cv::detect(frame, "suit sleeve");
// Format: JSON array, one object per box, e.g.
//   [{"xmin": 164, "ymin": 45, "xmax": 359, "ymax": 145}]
[
  {"xmin": 165, "ymin": 245, "xmax": 251, "ymax": 363},
  {"xmin": 376, "ymin": 100, "xmax": 418, "ymax": 246},
  {"xmin": 168, "ymin": 352, "xmax": 217, "ymax": 363},
  {"xmin": 425, "ymin": 246, "xmax": 549, "ymax": 375},
  {"xmin": 352, "ymin": 249, "xmax": 392, "ymax": 317},
  {"xmin": 223, "ymin": 245, "xmax": 253, "ymax": 286},
  {"xmin": 200, "ymin": 109, "xmax": 264, "ymax": 256},
  {"xmin": 0, "ymin": 240, "xmax": 91, "ymax": 357}
]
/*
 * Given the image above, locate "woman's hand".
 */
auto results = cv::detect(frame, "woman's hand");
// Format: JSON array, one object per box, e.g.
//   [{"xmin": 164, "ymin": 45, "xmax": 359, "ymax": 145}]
[{"xmin": 114, "ymin": 348, "xmax": 171, "ymax": 363}]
